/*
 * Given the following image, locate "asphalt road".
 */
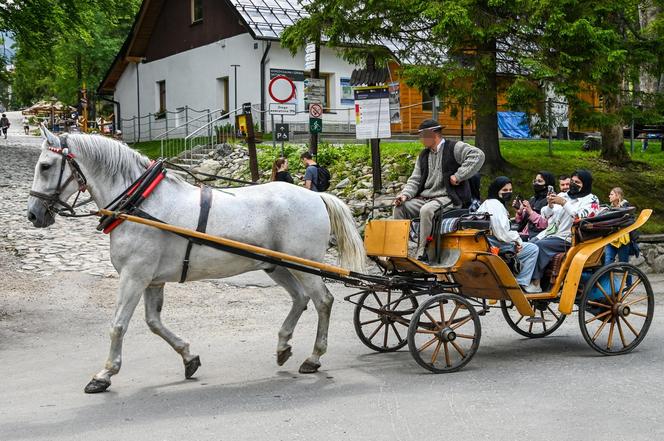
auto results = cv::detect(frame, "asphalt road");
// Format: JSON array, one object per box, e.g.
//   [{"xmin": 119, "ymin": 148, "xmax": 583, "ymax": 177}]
[{"xmin": 1, "ymin": 125, "xmax": 663, "ymax": 440}]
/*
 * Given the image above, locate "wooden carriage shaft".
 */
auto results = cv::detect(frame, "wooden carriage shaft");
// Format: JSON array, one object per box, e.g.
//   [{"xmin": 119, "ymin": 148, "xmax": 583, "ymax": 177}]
[{"xmin": 97, "ymin": 209, "xmax": 353, "ymax": 277}]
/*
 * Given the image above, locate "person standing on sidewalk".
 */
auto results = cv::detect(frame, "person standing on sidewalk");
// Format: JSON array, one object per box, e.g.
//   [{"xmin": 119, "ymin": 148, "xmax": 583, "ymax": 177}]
[{"xmin": 1, "ymin": 114, "xmax": 11, "ymax": 139}]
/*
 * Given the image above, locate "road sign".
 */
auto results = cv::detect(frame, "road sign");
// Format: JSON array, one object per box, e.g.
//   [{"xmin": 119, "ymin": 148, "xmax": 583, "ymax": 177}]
[
  {"xmin": 269, "ymin": 103, "xmax": 296, "ymax": 115},
  {"xmin": 304, "ymin": 78, "xmax": 325, "ymax": 106},
  {"xmin": 242, "ymin": 102, "xmax": 253, "ymax": 115},
  {"xmin": 309, "ymin": 117, "xmax": 322, "ymax": 134},
  {"xmin": 275, "ymin": 123, "xmax": 290, "ymax": 141},
  {"xmin": 305, "ymin": 43, "xmax": 317, "ymax": 70},
  {"xmin": 268, "ymin": 75, "xmax": 296, "ymax": 104},
  {"xmin": 309, "ymin": 103, "xmax": 323, "ymax": 118}
]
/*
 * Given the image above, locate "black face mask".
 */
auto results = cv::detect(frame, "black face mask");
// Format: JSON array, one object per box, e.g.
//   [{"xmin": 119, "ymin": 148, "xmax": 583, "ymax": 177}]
[
  {"xmin": 500, "ymin": 192, "xmax": 513, "ymax": 203},
  {"xmin": 568, "ymin": 182, "xmax": 581, "ymax": 196},
  {"xmin": 533, "ymin": 183, "xmax": 547, "ymax": 194}
]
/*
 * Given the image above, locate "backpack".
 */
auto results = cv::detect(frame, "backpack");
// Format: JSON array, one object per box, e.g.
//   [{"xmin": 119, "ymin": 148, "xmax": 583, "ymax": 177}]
[{"xmin": 315, "ymin": 165, "xmax": 331, "ymax": 191}]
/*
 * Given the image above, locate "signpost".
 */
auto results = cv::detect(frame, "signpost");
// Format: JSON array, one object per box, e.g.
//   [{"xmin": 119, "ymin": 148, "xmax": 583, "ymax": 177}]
[
  {"xmin": 242, "ymin": 102, "xmax": 259, "ymax": 182},
  {"xmin": 353, "ymin": 86, "xmax": 391, "ymax": 140},
  {"xmin": 309, "ymin": 118, "xmax": 323, "ymax": 134},
  {"xmin": 269, "ymin": 103, "xmax": 296, "ymax": 115},
  {"xmin": 268, "ymin": 75, "xmax": 296, "ymax": 104}
]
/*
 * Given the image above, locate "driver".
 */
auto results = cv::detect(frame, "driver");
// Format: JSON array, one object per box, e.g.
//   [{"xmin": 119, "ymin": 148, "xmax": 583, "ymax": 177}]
[{"xmin": 393, "ymin": 119, "xmax": 485, "ymax": 259}]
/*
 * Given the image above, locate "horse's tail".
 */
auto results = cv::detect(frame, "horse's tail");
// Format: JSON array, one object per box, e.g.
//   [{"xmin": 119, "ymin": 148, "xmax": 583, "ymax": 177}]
[{"xmin": 319, "ymin": 193, "xmax": 367, "ymax": 273}]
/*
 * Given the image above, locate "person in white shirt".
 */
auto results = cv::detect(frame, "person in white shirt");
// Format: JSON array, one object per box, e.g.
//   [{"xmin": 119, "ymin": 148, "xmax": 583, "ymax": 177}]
[
  {"xmin": 530, "ymin": 170, "xmax": 601, "ymax": 289},
  {"xmin": 477, "ymin": 176, "xmax": 541, "ymax": 293}
]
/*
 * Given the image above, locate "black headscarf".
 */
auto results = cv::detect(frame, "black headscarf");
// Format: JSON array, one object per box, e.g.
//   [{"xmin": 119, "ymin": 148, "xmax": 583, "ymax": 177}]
[
  {"xmin": 570, "ymin": 169, "xmax": 593, "ymax": 199},
  {"xmin": 531, "ymin": 170, "xmax": 556, "ymax": 213},
  {"xmin": 487, "ymin": 176, "xmax": 512, "ymax": 204}
]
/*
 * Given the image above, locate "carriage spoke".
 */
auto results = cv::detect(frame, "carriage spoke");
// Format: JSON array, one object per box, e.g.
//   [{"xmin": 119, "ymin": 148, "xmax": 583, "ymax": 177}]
[
  {"xmin": 546, "ymin": 306, "xmax": 561, "ymax": 320},
  {"xmin": 617, "ymin": 317, "xmax": 628, "ymax": 348},
  {"xmin": 619, "ymin": 279, "xmax": 642, "ymax": 303},
  {"xmin": 607, "ymin": 318, "xmax": 616, "ymax": 350},
  {"xmin": 630, "ymin": 311, "xmax": 648, "ymax": 318},
  {"xmin": 383, "ymin": 323, "xmax": 389, "ymax": 348},
  {"xmin": 390, "ymin": 323, "xmax": 403, "ymax": 342},
  {"xmin": 443, "ymin": 342, "xmax": 451, "ymax": 367},
  {"xmin": 439, "ymin": 302, "xmax": 446, "ymax": 326},
  {"xmin": 595, "ymin": 282, "xmax": 615, "ymax": 305},
  {"xmin": 424, "ymin": 310, "xmax": 441, "ymax": 329},
  {"xmin": 609, "ymin": 271, "xmax": 616, "ymax": 300},
  {"xmin": 360, "ymin": 318, "xmax": 382, "ymax": 326},
  {"xmin": 591, "ymin": 315, "xmax": 612, "ymax": 342},
  {"xmin": 418, "ymin": 336, "xmax": 439, "ymax": 353},
  {"xmin": 431, "ymin": 340, "xmax": 443, "ymax": 364},
  {"xmin": 455, "ymin": 333, "xmax": 475, "ymax": 340},
  {"xmin": 448, "ymin": 304, "xmax": 460, "ymax": 324},
  {"xmin": 617, "ymin": 271, "xmax": 628, "ymax": 299},
  {"xmin": 625, "ymin": 296, "xmax": 648, "ymax": 307},
  {"xmin": 451, "ymin": 315, "xmax": 472, "ymax": 330},
  {"xmin": 450, "ymin": 341, "xmax": 466, "ymax": 358},
  {"xmin": 620, "ymin": 316, "xmax": 640, "ymax": 338},
  {"xmin": 528, "ymin": 319, "xmax": 534, "ymax": 334},
  {"xmin": 415, "ymin": 329, "xmax": 438, "ymax": 334},
  {"xmin": 587, "ymin": 300, "xmax": 611, "ymax": 309},
  {"xmin": 368, "ymin": 323, "xmax": 384, "ymax": 341},
  {"xmin": 371, "ymin": 292, "xmax": 383, "ymax": 307},
  {"xmin": 541, "ymin": 311, "xmax": 547, "ymax": 332},
  {"xmin": 585, "ymin": 309, "xmax": 612, "ymax": 324},
  {"xmin": 514, "ymin": 315, "xmax": 525, "ymax": 326}
]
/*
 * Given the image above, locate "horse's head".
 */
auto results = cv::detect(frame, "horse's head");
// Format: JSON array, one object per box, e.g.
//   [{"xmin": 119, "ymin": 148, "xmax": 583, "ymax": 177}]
[{"xmin": 27, "ymin": 125, "xmax": 85, "ymax": 227}]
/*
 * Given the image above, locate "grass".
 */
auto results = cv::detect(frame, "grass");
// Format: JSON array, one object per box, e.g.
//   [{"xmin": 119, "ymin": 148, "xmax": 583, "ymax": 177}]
[{"xmin": 132, "ymin": 138, "xmax": 664, "ymax": 233}]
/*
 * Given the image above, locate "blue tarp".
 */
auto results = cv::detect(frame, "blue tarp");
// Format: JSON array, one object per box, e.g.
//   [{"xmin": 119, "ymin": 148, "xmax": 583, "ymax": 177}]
[{"xmin": 497, "ymin": 111, "xmax": 531, "ymax": 139}]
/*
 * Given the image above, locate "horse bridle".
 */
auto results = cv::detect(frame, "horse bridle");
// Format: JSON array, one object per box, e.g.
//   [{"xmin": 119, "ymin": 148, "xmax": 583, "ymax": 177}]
[{"xmin": 29, "ymin": 134, "xmax": 93, "ymax": 217}]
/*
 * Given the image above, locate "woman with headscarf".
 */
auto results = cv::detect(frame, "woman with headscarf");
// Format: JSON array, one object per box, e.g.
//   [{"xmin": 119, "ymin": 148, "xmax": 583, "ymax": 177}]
[
  {"xmin": 477, "ymin": 176, "xmax": 541, "ymax": 293},
  {"xmin": 514, "ymin": 171, "xmax": 556, "ymax": 240},
  {"xmin": 529, "ymin": 170, "xmax": 601, "ymax": 289}
]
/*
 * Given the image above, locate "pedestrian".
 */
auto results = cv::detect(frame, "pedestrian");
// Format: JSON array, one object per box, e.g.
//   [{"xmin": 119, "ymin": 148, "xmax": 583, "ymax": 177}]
[
  {"xmin": 300, "ymin": 151, "xmax": 320, "ymax": 191},
  {"xmin": 22, "ymin": 116, "xmax": 30, "ymax": 135},
  {"xmin": 393, "ymin": 119, "xmax": 485, "ymax": 260},
  {"xmin": 0, "ymin": 113, "xmax": 10, "ymax": 139},
  {"xmin": 271, "ymin": 157, "xmax": 294, "ymax": 184},
  {"xmin": 604, "ymin": 187, "xmax": 632, "ymax": 265}
]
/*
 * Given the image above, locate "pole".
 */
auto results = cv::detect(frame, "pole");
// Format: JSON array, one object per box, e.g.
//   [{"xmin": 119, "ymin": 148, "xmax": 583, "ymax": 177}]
[
  {"xmin": 309, "ymin": 40, "xmax": 320, "ymax": 156},
  {"xmin": 460, "ymin": 104, "xmax": 465, "ymax": 141},
  {"xmin": 148, "ymin": 113, "xmax": 152, "ymax": 141},
  {"xmin": 184, "ymin": 105, "xmax": 189, "ymax": 138},
  {"xmin": 366, "ymin": 54, "xmax": 382, "ymax": 193},
  {"xmin": 271, "ymin": 113, "xmax": 276, "ymax": 150},
  {"xmin": 630, "ymin": 118, "xmax": 635, "ymax": 154},
  {"xmin": 281, "ymin": 114, "xmax": 285, "ymax": 157},
  {"xmin": 231, "ymin": 64, "xmax": 240, "ymax": 112},
  {"xmin": 244, "ymin": 104, "xmax": 260, "ymax": 182},
  {"xmin": 547, "ymin": 98, "xmax": 553, "ymax": 156},
  {"xmin": 136, "ymin": 62, "xmax": 141, "ymax": 142}
]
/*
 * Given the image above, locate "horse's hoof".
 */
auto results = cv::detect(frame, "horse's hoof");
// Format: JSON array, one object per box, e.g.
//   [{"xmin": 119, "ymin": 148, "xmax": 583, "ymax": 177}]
[
  {"xmin": 276, "ymin": 347, "xmax": 292, "ymax": 366},
  {"xmin": 298, "ymin": 360, "xmax": 321, "ymax": 374},
  {"xmin": 84, "ymin": 378, "xmax": 110, "ymax": 394},
  {"xmin": 184, "ymin": 355, "xmax": 201, "ymax": 379}
]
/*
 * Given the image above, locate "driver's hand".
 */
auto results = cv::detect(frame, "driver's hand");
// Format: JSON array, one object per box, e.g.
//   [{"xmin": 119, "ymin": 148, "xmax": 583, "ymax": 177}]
[
  {"xmin": 450, "ymin": 175, "xmax": 459, "ymax": 186},
  {"xmin": 394, "ymin": 195, "xmax": 408, "ymax": 206}
]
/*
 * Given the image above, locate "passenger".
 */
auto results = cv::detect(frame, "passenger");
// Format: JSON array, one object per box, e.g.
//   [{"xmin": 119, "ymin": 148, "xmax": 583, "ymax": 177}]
[
  {"xmin": 393, "ymin": 119, "xmax": 485, "ymax": 259},
  {"xmin": 478, "ymin": 177, "xmax": 541, "ymax": 293},
  {"xmin": 558, "ymin": 175, "xmax": 570, "ymax": 194},
  {"xmin": 514, "ymin": 171, "xmax": 555, "ymax": 240},
  {"xmin": 530, "ymin": 170, "xmax": 601, "ymax": 289},
  {"xmin": 271, "ymin": 157, "xmax": 294, "ymax": 184},
  {"xmin": 604, "ymin": 187, "xmax": 631, "ymax": 265}
]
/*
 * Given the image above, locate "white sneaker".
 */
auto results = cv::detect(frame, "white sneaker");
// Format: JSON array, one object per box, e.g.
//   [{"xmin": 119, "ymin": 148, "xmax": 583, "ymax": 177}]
[{"xmin": 521, "ymin": 283, "xmax": 542, "ymax": 293}]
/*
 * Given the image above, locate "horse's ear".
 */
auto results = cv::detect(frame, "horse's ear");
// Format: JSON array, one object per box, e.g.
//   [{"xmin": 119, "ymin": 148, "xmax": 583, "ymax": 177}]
[{"xmin": 39, "ymin": 123, "xmax": 60, "ymax": 148}]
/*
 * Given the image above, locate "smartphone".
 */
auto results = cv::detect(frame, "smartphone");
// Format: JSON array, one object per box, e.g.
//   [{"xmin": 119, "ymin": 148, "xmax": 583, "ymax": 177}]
[{"xmin": 547, "ymin": 185, "xmax": 555, "ymax": 195}]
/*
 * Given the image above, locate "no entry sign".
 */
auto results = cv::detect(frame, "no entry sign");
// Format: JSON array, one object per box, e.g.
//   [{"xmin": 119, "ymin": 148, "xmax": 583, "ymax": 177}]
[
  {"xmin": 309, "ymin": 103, "xmax": 323, "ymax": 118},
  {"xmin": 269, "ymin": 75, "xmax": 296, "ymax": 103}
]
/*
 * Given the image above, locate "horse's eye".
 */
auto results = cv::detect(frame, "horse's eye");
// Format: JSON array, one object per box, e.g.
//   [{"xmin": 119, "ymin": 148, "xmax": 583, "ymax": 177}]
[{"xmin": 40, "ymin": 163, "xmax": 51, "ymax": 171}]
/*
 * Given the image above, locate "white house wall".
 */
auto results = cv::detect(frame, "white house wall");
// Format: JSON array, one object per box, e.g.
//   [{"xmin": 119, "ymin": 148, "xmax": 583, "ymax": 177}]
[{"xmin": 113, "ymin": 33, "xmax": 359, "ymax": 142}]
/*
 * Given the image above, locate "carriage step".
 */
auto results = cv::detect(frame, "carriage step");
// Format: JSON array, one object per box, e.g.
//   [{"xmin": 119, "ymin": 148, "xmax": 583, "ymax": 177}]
[{"xmin": 526, "ymin": 317, "xmax": 549, "ymax": 323}]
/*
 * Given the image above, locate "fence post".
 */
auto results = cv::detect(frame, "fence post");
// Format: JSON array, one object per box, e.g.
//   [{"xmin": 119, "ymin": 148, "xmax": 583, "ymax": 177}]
[
  {"xmin": 148, "ymin": 113, "xmax": 152, "ymax": 141},
  {"xmin": 185, "ymin": 105, "xmax": 189, "ymax": 138},
  {"xmin": 630, "ymin": 118, "xmax": 635, "ymax": 154},
  {"xmin": 165, "ymin": 111, "xmax": 169, "ymax": 138},
  {"xmin": 207, "ymin": 110, "xmax": 212, "ymax": 146},
  {"xmin": 547, "ymin": 98, "xmax": 553, "ymax": 156}
]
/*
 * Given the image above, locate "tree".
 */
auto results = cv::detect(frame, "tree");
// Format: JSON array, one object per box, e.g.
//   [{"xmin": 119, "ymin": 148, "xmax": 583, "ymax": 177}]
[{"xmin": 282, "ymin": 0, "xmax": 546, "ymax": 171}]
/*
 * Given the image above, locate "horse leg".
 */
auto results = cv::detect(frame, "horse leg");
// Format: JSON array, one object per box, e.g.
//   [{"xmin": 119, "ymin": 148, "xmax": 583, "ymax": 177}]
[
  {"xmin": 84, "ymin": 273, "xmax": 147, "ymax": 394},
  {"xmin": 292, "ymin": 272, "xmax": 334, "ymax": 374},
  {"xmin": 144, "ymin": 285, "xmax": 201, "ymax": 379},
  {"xmin": 264, "ymin": 268, "xmax": 309, "ymax": 366}
]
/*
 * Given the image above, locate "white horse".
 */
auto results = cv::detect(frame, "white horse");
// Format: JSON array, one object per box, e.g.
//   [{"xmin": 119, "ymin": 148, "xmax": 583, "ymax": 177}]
[{"xmin": 27, "ymin": 127, "xmax": 366, "ymax": 393}]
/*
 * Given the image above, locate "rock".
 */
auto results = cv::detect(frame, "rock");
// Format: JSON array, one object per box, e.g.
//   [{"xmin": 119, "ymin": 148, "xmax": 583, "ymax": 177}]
[
  {"xmin": 358, "ymin": 180, "xmax": 373, "ymax": 189},
  {"xmin": 644, "ymin": 247, "xmax": 658, "ymax": 265},
  {"xmin": 192, "ymin": 159, "xmax": 222, "ymax": 177},
  {"xmin": 651, "ymin": 255, "xmax": 664, "ymax": 273},
  {"xmin": 630, "ymin": 255, "xmax": 646, "ymax": 267},
  {"xmin": 335, "ymin": 177, "xmax": 350, "ymax": 189}
]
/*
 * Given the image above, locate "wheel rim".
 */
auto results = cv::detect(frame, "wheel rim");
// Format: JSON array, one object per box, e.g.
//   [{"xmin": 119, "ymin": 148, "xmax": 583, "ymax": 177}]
[
  {"xmin": 408, "ymin": 294, "xmax": 481, "ymax": 373},
  {"xmin": 354, "ymin": 290, "xmax": 417, "ymax": 352},
  {"xmin": 501, "ymin": 299, "xmax": 566, "ymax": 338},
  {"xmin": 579, "ymin": 263, "xmax": 654, "ymax": 355}
]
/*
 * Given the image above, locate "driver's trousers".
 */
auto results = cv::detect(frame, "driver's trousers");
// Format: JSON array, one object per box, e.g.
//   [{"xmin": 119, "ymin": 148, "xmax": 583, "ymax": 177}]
[{"xmin": 393, "ymin": 195, "xmax": 452, "ymax": 258}]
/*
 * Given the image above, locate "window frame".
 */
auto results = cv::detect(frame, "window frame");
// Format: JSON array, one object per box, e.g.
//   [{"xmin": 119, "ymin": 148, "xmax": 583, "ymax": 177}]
[{"xmin": 191, "ymin": 0, "xmax": 203, "ymax": 24}]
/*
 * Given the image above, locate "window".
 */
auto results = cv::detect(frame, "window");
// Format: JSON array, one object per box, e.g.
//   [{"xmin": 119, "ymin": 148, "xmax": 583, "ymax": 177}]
[
  {"xmin": 191, "ymin": 0, "xmax": 203, "ymax": 23},
  {"xmin": 157, "ymin": 80, "xmax": 166, "ymax": 114},
  {"xmin": 216, "ymin": 77, "xmax": 229, "ymax": 117},
  {"xmin": 421, "ymin": 89, "xmax": 442, "ymax": 112},
  {"xmin": 304, "ymin": 73, "xmax": 331, "ymax": 111}
]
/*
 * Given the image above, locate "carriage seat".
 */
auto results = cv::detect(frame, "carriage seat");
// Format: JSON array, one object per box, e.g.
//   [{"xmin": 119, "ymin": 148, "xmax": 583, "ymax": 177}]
[{"xmin": 543, "ymin": 252, "xmax": 566, "ymax": 285}]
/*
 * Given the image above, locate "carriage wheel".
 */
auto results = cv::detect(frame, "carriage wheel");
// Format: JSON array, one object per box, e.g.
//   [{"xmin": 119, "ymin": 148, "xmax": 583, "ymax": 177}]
[
  {"xmin": 578, "ymin": 263, "xmax": 654, "ymax": 355},
  {"xmin": 407, "ymin": 293, "xmax": 481, "ymax": 373},
  {"xmin": 500, "ymin": 299, "xmax": 566, "ymax": 338},
  {"xmin": 353, "ymin": 290, "xmax": 418, "ymax": 352}
]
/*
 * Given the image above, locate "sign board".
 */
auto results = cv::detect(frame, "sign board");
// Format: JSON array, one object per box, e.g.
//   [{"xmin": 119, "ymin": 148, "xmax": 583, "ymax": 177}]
[
  {"xmin": 235, "ymin": 114, "xmax": 248, "ymax": 137},
  {"xmin": 388, "ymin": 82, "xmax": 401, "ymax": 124},
  {"xmin": 304, "ymin": 78, "xmax": 325, "ymax": 107},
  {"xmin": 275, "ymin": 123, "xmax": 290, "ymax": 141},
  {"xmin": 269, "ymin": 68, "xmax": 305, "ymax": 82},
  {"xmin": 309, "ymin": 103, "xmax": 323, "ymax": 118},
  {"xmin": 305, "ymin": 43, "xmax": 317, "ymax": 71},
  {"xmin": 354, "ymin": 86, "xmax": 391, "ymax": 140},
  {"xmin": 268, "ymin": 76, "xmax": 296, "ymax": 104},
  {"xmin": 309, "ymin": 117, "xmax": 323, "ymax": 134},
  {"xmin": 269, "ymin": 103, "xmax": 296, "ymax": 115},
  {"xmin": 242, "ymin": 102, "xmax": 253, "ymax": 115}
]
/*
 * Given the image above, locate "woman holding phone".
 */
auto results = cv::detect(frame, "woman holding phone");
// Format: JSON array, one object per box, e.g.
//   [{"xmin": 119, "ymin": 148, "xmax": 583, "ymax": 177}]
[{"xmin": 514, "ymin": 171, "xmax": 556, "ymax": 240}]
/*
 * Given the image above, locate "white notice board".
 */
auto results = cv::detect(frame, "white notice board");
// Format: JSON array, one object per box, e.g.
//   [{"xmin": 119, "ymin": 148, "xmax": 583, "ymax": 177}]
[{"xmin": 354, "ymin": 86, "xmax": 391, "ymax": 140}]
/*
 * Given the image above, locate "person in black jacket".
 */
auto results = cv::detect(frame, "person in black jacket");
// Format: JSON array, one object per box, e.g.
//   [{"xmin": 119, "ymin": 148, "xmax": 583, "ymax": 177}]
[
  {"xmin": 0, "ymin": 114, "xmax": 10, "ymax": 139},
  {"xmin": 271, "ymin": 157, "xmax": 294, "ymax": 184}
]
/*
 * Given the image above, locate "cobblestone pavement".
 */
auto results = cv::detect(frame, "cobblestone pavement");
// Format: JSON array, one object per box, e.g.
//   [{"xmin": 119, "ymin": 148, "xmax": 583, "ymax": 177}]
[{"xmin": 0, "ymin": 124, "xmax": 117, "ymax": 278}]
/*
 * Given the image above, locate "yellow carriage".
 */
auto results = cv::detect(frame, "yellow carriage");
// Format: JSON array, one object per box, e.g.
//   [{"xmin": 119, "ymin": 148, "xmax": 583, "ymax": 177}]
[{"xmin": 350, "ymin": 208, "xmax": 655, "ymax": 373}]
